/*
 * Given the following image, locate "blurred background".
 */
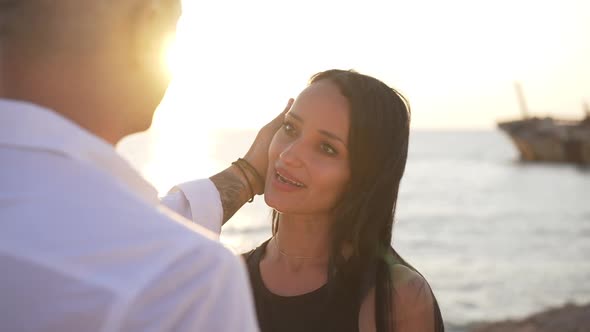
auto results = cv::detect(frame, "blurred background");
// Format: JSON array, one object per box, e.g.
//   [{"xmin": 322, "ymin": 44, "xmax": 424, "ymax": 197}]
[{"xmin": 117, "ymin": 0, "xmax": 590, "ymax": 330}]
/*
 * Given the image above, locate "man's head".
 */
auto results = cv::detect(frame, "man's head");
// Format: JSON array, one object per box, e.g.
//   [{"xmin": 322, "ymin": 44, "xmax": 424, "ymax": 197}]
[{"xmin": 0, "ymin": 0, "xmax": 181, "ymax": 143}]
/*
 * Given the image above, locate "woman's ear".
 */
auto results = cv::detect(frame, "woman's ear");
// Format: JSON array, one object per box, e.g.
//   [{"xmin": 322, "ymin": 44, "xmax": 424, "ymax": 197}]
[{"xmin": 130, "ymin": 0, "xmax": 181, "ymax": 72}]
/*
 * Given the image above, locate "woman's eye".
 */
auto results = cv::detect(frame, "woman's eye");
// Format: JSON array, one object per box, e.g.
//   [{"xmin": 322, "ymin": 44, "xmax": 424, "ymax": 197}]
[
  {"xmin": 282, "ymin": 122, "xmax": 296, "ymax": 136},
  {"xmin": 320, "ymin": 143, "xmax": 337, "ymax": 155}
]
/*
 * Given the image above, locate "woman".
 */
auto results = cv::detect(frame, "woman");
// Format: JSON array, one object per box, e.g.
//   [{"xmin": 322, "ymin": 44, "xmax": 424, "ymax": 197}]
[{"xmin": 241, "ymin": 69, "xmax": 444, "ymax": 332}]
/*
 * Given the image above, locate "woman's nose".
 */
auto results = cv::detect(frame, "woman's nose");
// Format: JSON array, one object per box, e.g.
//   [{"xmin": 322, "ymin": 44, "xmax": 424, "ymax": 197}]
[{"xmin": 279, "ymin": 140, "xmax": 305, "ymax": 167}]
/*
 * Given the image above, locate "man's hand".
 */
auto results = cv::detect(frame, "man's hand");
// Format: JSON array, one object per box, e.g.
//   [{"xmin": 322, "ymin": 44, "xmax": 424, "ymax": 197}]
[
  {"xmin": 210, "ymin": 98, "xmax": 294, "ymax": 223},
  {"xmin": 243, "ymin": 98, "xmax": 294, "ymax": 194}
]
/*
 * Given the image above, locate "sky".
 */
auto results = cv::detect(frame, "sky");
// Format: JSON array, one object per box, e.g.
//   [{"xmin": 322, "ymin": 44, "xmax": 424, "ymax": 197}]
[
  {"xmin": 153, "ymin": 0, "xmax": 590, "ymax": 133},
  {"xmin": 118, "ymin": 0, "xmax": 589, "ymax": 192}
]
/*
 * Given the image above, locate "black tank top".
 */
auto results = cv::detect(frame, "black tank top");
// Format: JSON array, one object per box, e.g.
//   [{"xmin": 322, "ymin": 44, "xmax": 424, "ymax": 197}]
[{"xmin": 243, "ymin": 240, "xmax": 360, "ymax": 332}]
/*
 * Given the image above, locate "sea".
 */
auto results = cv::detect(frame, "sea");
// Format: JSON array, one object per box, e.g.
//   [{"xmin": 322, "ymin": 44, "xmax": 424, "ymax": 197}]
[{"xmin": 118, "ymin": 128, "xmax": 590, "ymax": 331}]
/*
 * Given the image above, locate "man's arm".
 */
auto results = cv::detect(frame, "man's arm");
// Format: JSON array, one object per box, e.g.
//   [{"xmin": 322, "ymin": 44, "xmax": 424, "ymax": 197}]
[{"xmin": 209, "ymin": 165, "xmax": 252, "ymax": 224}]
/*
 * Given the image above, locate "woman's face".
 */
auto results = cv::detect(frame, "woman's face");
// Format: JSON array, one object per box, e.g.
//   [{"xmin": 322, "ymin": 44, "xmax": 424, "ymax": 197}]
[{"xmin": 264, "ymin": 80, "xmax": 351, "ymax": 216}]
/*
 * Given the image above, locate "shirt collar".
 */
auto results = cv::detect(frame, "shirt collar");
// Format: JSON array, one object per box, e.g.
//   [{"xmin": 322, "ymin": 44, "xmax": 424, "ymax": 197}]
[{"xmin": 0, "ymin": 98, "xmax": 159, "ymax": 205}]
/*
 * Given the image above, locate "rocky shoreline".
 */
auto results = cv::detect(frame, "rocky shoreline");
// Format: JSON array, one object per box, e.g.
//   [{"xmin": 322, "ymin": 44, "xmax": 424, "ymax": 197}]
[{"xmin": 461, "ymin": 302, "xmax": 590, "ymax": 332}]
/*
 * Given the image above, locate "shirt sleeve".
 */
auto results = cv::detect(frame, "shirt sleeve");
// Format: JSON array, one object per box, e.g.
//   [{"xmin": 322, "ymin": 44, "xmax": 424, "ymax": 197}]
[
  {"xmin": 160, "ymin": 179, "xmax": 223, "ymax": 235},
  {"xmin": 117, "ymin": 244, "xmax": 260, "ymax": 332}
]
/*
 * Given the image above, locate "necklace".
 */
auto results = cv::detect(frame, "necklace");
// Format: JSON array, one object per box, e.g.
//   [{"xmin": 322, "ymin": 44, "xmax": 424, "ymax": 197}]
[{"xmin": 275, "ymin": 236, "xmax": 328, "ymax": 260}]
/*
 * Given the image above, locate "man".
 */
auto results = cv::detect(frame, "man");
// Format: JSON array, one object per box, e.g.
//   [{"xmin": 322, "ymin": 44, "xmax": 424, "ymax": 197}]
[{"xmin": 0, "ymin": 1, "xmax": 288, "ymax": 330}]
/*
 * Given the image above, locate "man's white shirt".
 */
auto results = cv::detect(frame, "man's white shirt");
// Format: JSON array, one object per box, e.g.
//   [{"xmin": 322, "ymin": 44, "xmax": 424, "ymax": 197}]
[{"xmin": 0, "ymin": 99, "xmax": 259, "ymax": 331}]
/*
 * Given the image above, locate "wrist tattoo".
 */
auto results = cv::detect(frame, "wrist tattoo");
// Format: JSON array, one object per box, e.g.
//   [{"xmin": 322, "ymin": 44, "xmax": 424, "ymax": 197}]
[{"xmin": 210, "ymin": 170, "xmax": 249, "ymax": 224}]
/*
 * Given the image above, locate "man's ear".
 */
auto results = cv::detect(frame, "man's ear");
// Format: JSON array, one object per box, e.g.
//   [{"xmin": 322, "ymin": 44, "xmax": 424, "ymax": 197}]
[{"xmin": 130, "ymin": 0, "xmax": 181, "ymax": 71}]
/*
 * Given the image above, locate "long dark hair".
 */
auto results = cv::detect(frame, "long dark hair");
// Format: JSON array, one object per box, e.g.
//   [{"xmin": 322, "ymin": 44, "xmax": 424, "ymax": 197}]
[{"xmin": 272, "ymin": 69, "xmax": 443, "ymax": 332}]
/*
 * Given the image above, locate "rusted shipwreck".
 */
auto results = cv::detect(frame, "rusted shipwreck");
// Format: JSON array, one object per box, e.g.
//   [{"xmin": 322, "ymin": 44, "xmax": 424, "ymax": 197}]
[{"xmin": 497, "ymin": 84, "xmax": 590, "ymax": 164}]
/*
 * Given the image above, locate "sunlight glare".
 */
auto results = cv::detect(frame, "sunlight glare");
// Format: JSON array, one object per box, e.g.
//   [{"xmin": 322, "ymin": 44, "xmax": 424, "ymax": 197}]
[{"xmin": 164, "ymin": 34, "xmax": 180, "ymax": 78}]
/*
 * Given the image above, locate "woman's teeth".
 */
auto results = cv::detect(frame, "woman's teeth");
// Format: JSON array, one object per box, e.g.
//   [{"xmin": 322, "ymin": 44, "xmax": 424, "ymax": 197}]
[{"xmin": 277, "ymin": 172, "xmax": 305, "ymax": 187}]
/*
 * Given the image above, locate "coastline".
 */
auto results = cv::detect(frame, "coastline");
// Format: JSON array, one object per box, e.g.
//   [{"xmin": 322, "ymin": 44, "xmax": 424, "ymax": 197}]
[{"xmin": 450, "ymin": 302, "xmax": 590, "ymax": 332}]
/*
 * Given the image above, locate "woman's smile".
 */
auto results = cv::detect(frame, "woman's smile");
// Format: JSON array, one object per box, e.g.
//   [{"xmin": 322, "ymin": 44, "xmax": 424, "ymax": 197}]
[{"xmin": 273, "ymin": 167, "xmax": 306, "ymax": 190}]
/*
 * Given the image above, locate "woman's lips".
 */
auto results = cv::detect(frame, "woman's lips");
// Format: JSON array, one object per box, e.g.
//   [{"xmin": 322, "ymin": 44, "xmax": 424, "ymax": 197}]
[{"xmin": 272, "ymin": 167, "xmax": 306, "ymax": 192}]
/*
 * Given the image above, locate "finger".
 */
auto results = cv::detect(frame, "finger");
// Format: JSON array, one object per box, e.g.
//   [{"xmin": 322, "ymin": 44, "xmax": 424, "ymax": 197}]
[
  {"xmin": 282, "ymin": 98, "xmax": 294, "ymax": 114},
  {"xmin": 267, "ymin": 98, "xmax": 294, "ymax": 127}
]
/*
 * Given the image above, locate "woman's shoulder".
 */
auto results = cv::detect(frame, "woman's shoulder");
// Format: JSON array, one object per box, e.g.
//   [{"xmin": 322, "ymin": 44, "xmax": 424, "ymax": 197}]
[
  {"xmin": 382, "ymin": 250, "xmax": 434, "ymax": 304},
  {"xmin": 389, "ymin": 264, "xmax": 438, "ymax": 332},
  {"xmin": 358, "ymin": 263, "xmax": 436, "ymax": 331},
  {"xmin": 389, "ymin": 264, "xmax": 434, "ymax": 307}
]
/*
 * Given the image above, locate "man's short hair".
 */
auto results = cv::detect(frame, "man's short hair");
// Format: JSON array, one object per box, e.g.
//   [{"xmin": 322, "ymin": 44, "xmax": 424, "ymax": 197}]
[
  {"xmin": 0, "ymin": 0, "xmax": 20, "ymax": 37},
  {"xmin": 0, "ymin": 0, "xmax": 116, "ymax": 57}
]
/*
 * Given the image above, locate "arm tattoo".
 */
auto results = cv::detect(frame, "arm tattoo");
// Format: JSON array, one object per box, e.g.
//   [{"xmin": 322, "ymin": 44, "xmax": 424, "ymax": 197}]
[{"xmin": 210, "ymin": 169, "xmax": 250, "ymax": 225}]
